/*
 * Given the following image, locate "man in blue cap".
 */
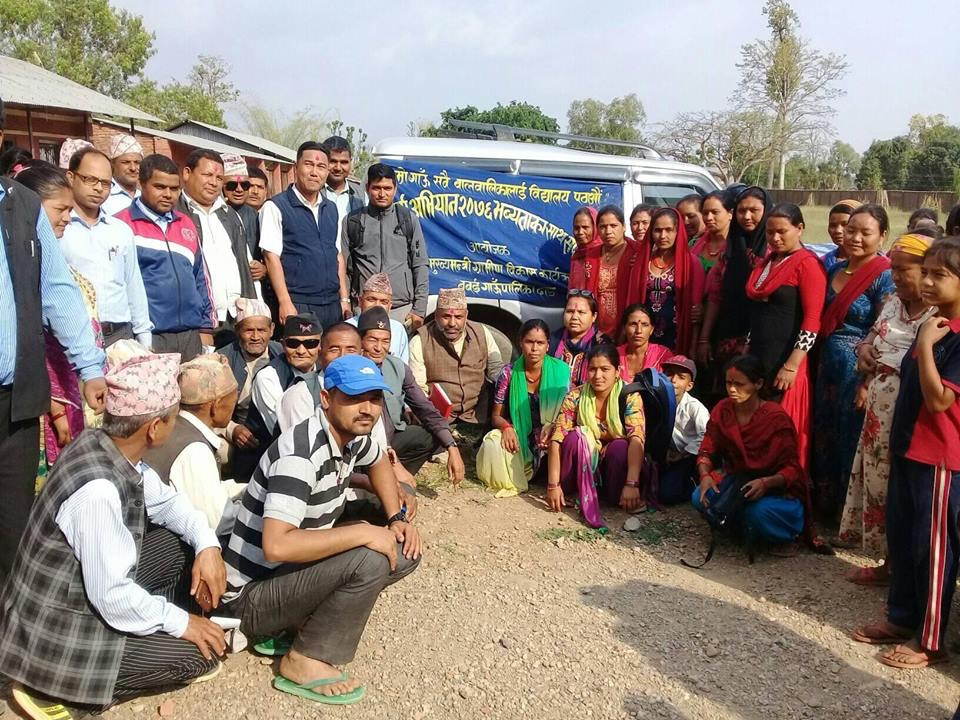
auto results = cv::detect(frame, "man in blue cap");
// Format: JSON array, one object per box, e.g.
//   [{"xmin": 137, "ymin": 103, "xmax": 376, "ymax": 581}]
[{"xmin": 221, "ymin": 354, "xmax": 421, "ymax": 705}]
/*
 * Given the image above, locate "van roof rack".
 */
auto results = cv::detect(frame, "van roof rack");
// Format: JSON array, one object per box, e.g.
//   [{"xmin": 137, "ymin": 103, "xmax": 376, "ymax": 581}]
[{"xmin": 444, "ymin": 120, "xmax": 662, "ymax": 160}]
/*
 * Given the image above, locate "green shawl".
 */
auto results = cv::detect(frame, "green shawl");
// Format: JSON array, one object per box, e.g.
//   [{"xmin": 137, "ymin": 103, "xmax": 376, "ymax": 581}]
[
  {"xmin": 576, "ymin": 378, "xmax": 625, "ymax": 466},
  {"xmin": 508, "ymin": 355, "xmax": 570, "ymax": 464}
]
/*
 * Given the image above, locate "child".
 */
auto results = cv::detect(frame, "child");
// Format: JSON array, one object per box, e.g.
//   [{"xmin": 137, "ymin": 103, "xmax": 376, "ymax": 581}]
[
  {"xmin": 853, "ymin": 237, "xmax": 960, "ymax": 669},
  {"xmin": 659, "ymin": 355, "xmax": 709, "ymax": 504}
]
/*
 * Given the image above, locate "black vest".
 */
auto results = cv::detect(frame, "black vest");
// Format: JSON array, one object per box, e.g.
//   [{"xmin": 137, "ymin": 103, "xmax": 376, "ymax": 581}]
[
  {"xmin": 142, "ymin": 413, "xmax": 218, "ymax": 485},
  {"xmin": 1, "ymin": 178, "xmax": 49, "ymax": 421}
]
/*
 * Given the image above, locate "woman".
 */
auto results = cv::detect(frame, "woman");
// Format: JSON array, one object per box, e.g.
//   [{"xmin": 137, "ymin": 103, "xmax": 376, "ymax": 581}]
[
  {"xmin": 698, "ymin": 187, "xmax": 771, "ymax": 368},
  {"xmin": 691, "ymin": 190, "xmax": 734, "ymax": 275},
  {"xmin": 15, "ymin": 162, "xmax": 103, "ymax": 487},
  {"xmin": 693, "ymin": 355, "xmax": 816, "ymax": 555},
  {"xmin": 821, "ymin": 199, "xmax": 862, "ymax": 271},
  {"xmin": 812, "ymin": 204, "xmax": 894, "ymax": 518},
  {"xmin": 546, "ymin": 345, "xmax": 646, "ymax": 527},
  {"xmin": 478, "ymin": 320, "xmax": 570, "ymax": 496},
  {"xmin": 838, "ymin": 233, "xmax": 935, "ymax": 582},
  {"xmin": 573, "ymin": 206, "xmax": 636, "ymax": 337},
  {"xmin": 745, "ymin": 203, "xmax": 826, "ymax": 468},
  {"xmin": 630, "ymin": 203, "xmax": 655, "ymax": 242},
  {"xmin": 617, "ymin": 303, "xmax": 672, "ymax": 381},
  {"xmin": 550, "ymin": 291, "xmax": 612, "ymax": 386},
  {"xmin": 946, "ymin": 203, "xmax": 960, "ymax": 236},
  {"xmin": 621, "ymin": 207, "xmax": 704, "ymax": 355},
  {"xmin": 567, "ymin": 206, "xmax": 600, "ymax": 290}
]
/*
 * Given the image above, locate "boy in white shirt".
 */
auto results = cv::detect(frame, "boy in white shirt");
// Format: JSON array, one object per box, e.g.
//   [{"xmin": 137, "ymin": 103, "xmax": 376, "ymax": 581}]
[{"xmin": 660, "ymin": 355, "xmax": 710, "ymax": 505}]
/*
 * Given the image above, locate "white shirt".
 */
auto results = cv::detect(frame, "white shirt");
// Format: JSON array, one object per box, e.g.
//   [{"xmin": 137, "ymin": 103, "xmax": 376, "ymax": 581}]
[
  {"xmin": 672, "ymin": 391, "xmax": 710, "ymax": 455},
  {"xmin": 278, "ymin": 377, "xmax": 389, "ymax": 451},
  {"xmin": 54, "ymin": 461, "xmax": 220, "ymax": 638},
  {"xmin": 251, "ymin": 363, "xmax": 319, "ymax": 436},
  {"xmin": 258, "ymin": 185, "xmax": 322, "ymax": 257},
  {"xmin": 184, "ymin": 192, "xmax": 243, "ymax": 322},
  {"xmin": 345, "ymin": 314, "xmax": 410, "ymax": 364},
  {"xmin": 101, "ymin": 179, "xmax": 139, "ymax": 217},
  {"xmin": 169, "ymin": 411, "xmax": 247, "ymax": 535},
  {"xmin": 323, "ymin": 183, "xmax": 365, "ymax": 252}
]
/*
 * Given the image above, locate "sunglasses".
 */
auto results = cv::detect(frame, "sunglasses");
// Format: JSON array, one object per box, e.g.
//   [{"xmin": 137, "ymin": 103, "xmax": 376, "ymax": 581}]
[
  {"xmin": 567, "ymin": 289, "xmax": 595, "ymax": 300},
  {"xmin": 225, "ymin": 181, "xmax": 252, "ymax": 192},
  {"xmin": 283, "ymin": 338, "xmax": 320, "ymax": 349}
]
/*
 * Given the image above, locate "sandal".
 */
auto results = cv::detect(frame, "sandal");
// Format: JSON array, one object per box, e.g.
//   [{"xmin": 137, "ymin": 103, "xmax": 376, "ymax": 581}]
[
  {"xmin": 851, "ymin": 623, "xmax": 913, "ymax": 645},
  {"xmin": 273, "ymin": 673, "xmax": 365, "ymax": 705},
  {"xmin": 846, "ymin": 566, "xmax": 889, "ymax": 587},
  {"xmin": 879, "ymin": 643, "xmax": 948, "ymax": 669},
  {"xmin": 11, "ymin": 685, "xmax": 92, "ymax": 720}
]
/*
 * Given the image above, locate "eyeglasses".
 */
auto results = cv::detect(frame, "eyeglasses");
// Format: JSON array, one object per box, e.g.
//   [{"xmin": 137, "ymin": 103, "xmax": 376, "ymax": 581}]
[
  {"xmin": 225, "ymin": 181, "xmax": 251, "ymax": 192},
  {"xmin": 284, "ymin": 338, "xmax": 320, "ymax": 350},
  {"xmin": 73, "ymin": 173, "xmax": 111, "ymax": 190},
  {"xmin": 567, "ymin": 289, "xmax": 595, "ymax": 300}
]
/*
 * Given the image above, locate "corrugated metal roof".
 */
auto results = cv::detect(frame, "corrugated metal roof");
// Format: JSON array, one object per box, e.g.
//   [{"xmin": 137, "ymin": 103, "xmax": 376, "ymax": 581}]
[
  {"xmin": 169, "ymin": 120, "xmax": 297, "ymax": 163},
  {"xmin": 94, "ymin": 117, "xmax": 281, "ymax": 163},
  {"xmin": 0, "ymin": 55, "xmax": 160, "ymax": 122}
]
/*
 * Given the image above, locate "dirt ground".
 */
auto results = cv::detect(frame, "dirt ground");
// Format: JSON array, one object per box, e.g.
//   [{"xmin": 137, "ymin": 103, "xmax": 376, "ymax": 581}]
[{"xmin": 67, "ymin": 460, "xmax": 958, "ymax": 720}]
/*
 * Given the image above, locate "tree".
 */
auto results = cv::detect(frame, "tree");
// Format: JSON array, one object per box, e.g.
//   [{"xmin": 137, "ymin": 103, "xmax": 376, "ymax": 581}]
[
  {"xmin": 819, "ymin": 141, "xmax": 860, "ymax": 189},
  {"xmin": 421, "ymin": 101, "xmax": 560, "ymax": 142},
  {"xmin": 654, "ymin": 109, "xmax": 775, "ymax": 185},
  {"xmin": 566, "ymin": 94, "xmax": 646, "ymax": 155},
  {"xmin": 0, "ymin": 0, "xmax": 154, "ymax": 97},
  {"xmin": 856, "ymin": 136, "xmax": 912, "ymax": 190},
  {"xmin": 733, "ymin": 0, "xmax": 848, "ymax": 189},
  {"xmin": 126, "ymin": 55, "xmax": 237, "ymax": 127},
  {"xmin": 238, "ymin": 102, "xmax": 335, "ymax": 149}
]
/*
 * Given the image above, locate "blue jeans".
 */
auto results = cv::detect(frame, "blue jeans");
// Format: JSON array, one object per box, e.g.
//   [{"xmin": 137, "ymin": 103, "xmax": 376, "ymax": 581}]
[{"xmin": 692, "ymin": 474, "xmax": 804, "ymax": 545}]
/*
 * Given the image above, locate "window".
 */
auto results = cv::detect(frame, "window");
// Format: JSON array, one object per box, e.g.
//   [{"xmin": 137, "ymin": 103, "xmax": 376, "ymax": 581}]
[{"xmin": 641, "ymin": 184, "xmax": 703, "ymax": 208}]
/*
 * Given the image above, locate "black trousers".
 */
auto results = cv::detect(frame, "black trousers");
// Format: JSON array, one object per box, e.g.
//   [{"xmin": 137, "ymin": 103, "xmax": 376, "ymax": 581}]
[
  {"xmin": 0, "ymin": 386, "xmax": 40, "ymax": 586},
  {"xmin": 112, "ymin": 525, "xmax": 217, "ymax": 699},
  {"xmin": 392, "ymin": 425, "xmax": 437, "ymax": 475},
  {"xmin": 152, "ymin": 330, "xmax": 203, "ymax": 362},
  {"xmin": 100, "ymin": 322, "xmax": 134, "ymax": 348},
  {"xmin": 290, "ymin": 297, "xmax": 342, "ymax": 332}
]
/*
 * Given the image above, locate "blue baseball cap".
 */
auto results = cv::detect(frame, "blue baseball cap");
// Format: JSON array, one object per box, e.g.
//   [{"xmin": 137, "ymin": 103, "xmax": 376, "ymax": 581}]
[{"xmin": 323, "ymin": 355, "xmax": 391, "ymax": 396}]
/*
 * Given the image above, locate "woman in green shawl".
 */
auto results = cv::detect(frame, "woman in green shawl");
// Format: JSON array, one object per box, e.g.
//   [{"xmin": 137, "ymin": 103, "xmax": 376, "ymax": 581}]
[{"xmin": 478, "ymin": 319, "xmax": 571, "ymax": 496}]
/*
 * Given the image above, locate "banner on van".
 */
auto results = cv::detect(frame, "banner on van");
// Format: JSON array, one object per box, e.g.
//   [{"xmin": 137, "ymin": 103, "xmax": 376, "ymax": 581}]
[{"xmin": 385, "ymin": 160, "xmax": 621, "ymax": 307}]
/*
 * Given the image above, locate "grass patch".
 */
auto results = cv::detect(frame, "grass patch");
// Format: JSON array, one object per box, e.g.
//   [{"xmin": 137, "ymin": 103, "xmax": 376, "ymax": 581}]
[
  {"xmin": 629, "ymin": 516, "xmax": 680, "ymax": 546},
  {"xmin": 537, "ymin": 527, "xmax": 608, "ymax": 543}
]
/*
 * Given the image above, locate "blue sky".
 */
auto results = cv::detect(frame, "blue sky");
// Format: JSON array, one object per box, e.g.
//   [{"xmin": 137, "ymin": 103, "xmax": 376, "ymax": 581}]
[{"xmin": 114, "ymin": 0, "xmax": 960, "ymax": 153}]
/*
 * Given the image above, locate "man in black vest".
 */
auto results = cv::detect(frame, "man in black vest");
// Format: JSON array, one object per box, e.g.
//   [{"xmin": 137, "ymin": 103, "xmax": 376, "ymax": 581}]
[
  {"xmin": 0, "ymin": 96, "xmax": 108, "ymax": 583},
  {"xmin": 258, "ymin": 141, "xmax": 351, "ymax": 330}
]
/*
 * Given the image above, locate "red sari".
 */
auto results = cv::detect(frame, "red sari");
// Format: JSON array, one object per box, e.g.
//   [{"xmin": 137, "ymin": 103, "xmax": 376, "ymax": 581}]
[
  {"xmin": 617, "ymin": 342, "xmax": 672, "ymax": 380},
  {"xmin": 619, "ymin": 208, "xmax": 705, "ymax": 356},
  {"xmin": 576, "ymin": 239, "xmax": 639, "ymax": 338},
  {"xmin": 746, "ymin": 248, "xmax": 826, "ymax": 471},
  {"xmin": 568, "ymin": 207, "xmax": 601, "ymax": 291}
]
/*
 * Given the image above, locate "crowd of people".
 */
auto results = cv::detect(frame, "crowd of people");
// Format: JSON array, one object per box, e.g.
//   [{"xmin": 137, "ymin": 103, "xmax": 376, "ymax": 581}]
[{"xmin": 3, "ymin": 87, "xmax": 960, "ymax": 715}]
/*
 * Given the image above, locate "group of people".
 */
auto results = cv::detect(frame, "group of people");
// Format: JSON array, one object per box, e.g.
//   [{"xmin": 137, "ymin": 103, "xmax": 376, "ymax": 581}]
[{"xmin": 4, "ymin": 81, "xmax": 960, "ymax": 715}]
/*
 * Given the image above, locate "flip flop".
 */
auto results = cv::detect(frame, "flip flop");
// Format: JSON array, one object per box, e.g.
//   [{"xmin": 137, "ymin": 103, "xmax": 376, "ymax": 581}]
[
  {"xmin": 879, "ymin": 644, "xmax": 948, "ymax": 669},
  {"xmin": 11, "ymin": 685, "xmax": 91, "ymax": 720},
  {"xmin": 851, "ymin": 623, "xmax": 913, "ymax": 645},
  {"xmin": 253, "ymin": 634, "xmax": 293, "ymax": 657},
  {"xmin": 846, "ymin": 566, "xmax": 889, "ymax": 587},
  {"xmin": 273, "ymin": 674, "xmax": 366, "ymax": 705}
]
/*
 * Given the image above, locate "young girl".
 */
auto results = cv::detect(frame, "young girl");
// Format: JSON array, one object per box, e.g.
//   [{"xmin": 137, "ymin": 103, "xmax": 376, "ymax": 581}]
[{"xmin": 853, "ymin": 237, "xmax": 960, "ymax": 669}]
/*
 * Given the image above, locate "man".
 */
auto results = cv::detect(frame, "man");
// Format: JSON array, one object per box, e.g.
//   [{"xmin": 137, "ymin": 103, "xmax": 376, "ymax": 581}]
[
  {"xmin": 61, "ymin": 146, "xmax": 153, "ymax": 347},
  {"xmin": 115, "ymin": 154, "xmax": 217, "ymax": 361},
  {"xmin": 248, "ymin": 312, "xmax": 321, "ymax": 444},
  {"xmin": 217, "ymin": 297, "xmax": 281, "ymax": 456},
  {"xmin": 221, "ymin": 153, "xmax": 262, "ymax": 263},
  {"xmin": 677, "ymin": 194, "xmax": 704, "ymax": 244},
  {"xmin": 101, "ymin": 134, "xmax": 143, "ymax": 216},
  {"xmin": 222, "ymin": 355, "xmax": 421, "ymax": 705},
  {"xmin": 0, "ymin": 107, "xmax": 108, "ymax": 584},
  {"xmin": 346, "ymin": 272, "xmax": 410, "ymax": 363},
  {"xmin": 409, "ymin": 287, "xmax": 504, "ymax": 442},
  {"xmin": 343, "ymin": 163, "xmax": 428, "ymax": 328},
  {"xmin": 322, "ymin": 135, "xmax": 365, "ymax": 249},
  {"xmin": 245, "ymin": 167, "xmax": 269, "ymax": 213},
  {"xmin": 144, "ymin": 354, "xmax": 245, "ymax": 536},
  {"xmin": 0, "ymin": 353, "xmax": 227, "ymax": 718},
  {"xmin": 259, "ymin": 141, "xmax": 350, "ymax": 329},
  {"xmin": 178, "ymin": 149, "xmax": 258, "ymax": 344},
  {"xmin": 359, "ymin": 306, "xmax": 464, "ymax": 482}
]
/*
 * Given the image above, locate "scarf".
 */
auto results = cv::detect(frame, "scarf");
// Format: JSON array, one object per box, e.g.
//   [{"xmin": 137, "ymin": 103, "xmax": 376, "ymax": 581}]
[
  {"xmin": 745, "ymin": 247, "xmax": 824, "ymax": 301},
  {"xmin": 508, "ymin": 355, "xmax": 571, "ymax": 464},
  {"xmin": 568, "ymin": 207, "xmax": 601, "ymax": 290},
  {"xmin": 576, "ymin": 378, "xmax": 624, "ymax": 461},
  {"xmin": 819, "ymin": 255, "xmax": 890, "ymax": 339},
  {"xmin": 718, "ymin": 187, "xmax": 772, "ymax": 339}
]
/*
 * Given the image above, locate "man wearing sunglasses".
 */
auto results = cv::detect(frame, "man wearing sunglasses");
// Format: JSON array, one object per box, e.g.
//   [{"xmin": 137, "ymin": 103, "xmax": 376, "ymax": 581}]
[
  {"xmin": 247, "ymin": 312, "xmax": 322, "ymax": 445},
  {"xmin": 221, "ymin": 154, "xmax": 262, "ymax": 264}
]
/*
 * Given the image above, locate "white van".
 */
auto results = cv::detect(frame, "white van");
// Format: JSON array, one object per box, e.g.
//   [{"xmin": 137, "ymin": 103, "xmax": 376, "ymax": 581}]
[{"xmin": 373, "ymin": 136, "xmax": 721, "ymax": 342}]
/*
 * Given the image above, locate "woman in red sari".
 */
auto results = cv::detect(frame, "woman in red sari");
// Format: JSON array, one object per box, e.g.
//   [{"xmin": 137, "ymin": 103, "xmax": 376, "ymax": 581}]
[
  {"xmin": 568, "ymin": 206, "xmax": 601, "ymax": 291},
  {"xmin": 575, "ymin": 206, "xmax": 637, "ymax": 338},
  {"xmin": 691, "ymin": 190, "xmax": 734, "ymax": 275},
  {"xmin": 620, "ymin": 207, "xmax": 704, "ymax": 356},
  {"xmin": 745, "ymin": 203, "xmax": 826, "ymax": 470},
  {"xmin": 616, "ymin": 303, "xmax": 673, "ymax": 381}
]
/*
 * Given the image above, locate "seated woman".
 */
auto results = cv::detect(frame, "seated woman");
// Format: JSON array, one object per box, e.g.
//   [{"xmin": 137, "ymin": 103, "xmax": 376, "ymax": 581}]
[
  {"xmin": 693, "ymin": 355, "xmax": 816, "ymax": 556},
  {"xmin": 550, "ymin": 290, "xmax": 612, "ymax": 386},
  {"xmin": 568, "ymin": 206, "xmax": 600, "ymax": 290},
  {"xmin": 546, "ymin": 344, "xmax": 646, "ymax": 528},
  {"xmin": 617, "ymin": 303, "xmax": 672, "ymax": 381},
  {"xmin": 477, "ymin": 319, "xmax": 571, "ymax": 497}
]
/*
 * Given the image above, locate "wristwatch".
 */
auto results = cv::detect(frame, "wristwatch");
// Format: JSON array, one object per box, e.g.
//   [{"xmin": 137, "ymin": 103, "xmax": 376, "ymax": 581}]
[{"xmin": 387, "ymin": 509, "xmax": 407, "ymax": 525}]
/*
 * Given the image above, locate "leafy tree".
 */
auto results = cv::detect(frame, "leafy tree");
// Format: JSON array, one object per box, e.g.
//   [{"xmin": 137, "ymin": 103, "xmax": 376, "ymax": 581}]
[
  {"xmin": 0, "ymin": 0, "xmax": 154, "ymax": 97},
  {"xmin": 906, "ymin": 142, "xmax": 960, "ymax": 191},
  {"xmin": 856, "ymin": 136, "xmax": 912, "ymax": 190},
  {"xmin": 188, "ymin": 55, "xmax": 238, "ymax": 105},
  {"xmin": 734, "ymin": 0, "xmax": 848, "ymax": 189},
  {"xmin": 421, "ymin": 101, "xmax": 560, "ymax": 142},
  {"xmin": 566, "ymin": 94, "xmax": 646, "ymax": 155},
  {"xmin": 126, "ymin": 55, "xmax": 237, "ymax": 127},
  {"xmin": 819, "ymin": 141, "xmax": 860, "ymax": 189}
]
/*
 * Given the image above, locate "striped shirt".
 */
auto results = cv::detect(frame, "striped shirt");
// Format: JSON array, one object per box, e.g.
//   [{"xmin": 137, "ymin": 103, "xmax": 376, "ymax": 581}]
[{"xmin": 223, "ymin": 407, "xmax": 382, "ymax": 598}]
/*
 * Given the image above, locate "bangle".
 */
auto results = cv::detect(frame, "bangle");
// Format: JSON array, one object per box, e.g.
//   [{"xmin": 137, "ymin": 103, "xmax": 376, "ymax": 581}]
[
  {"xmin": 547, "ymin": 483, "xmax": 560, "ymax": 490},
  {"xmin": 782, "ymin": 366, "xmax": 797, "ymax": 373},
  {"xmin": 50, "ymin": 412, "xmax": 66, "ymax": 421},
  {"xmin": 698, "ymin": 339, "xmax": 710, "ymax": 346},
  {"xmin": 625, "ymin": 480, "xmax": 639, "ymax": 488},
  {"xmin": 340, "ymin": 297, "xmax": 351, "ymax": 303},
  {"xmin": 760, "ymin": 478, "xmax": 767, "ymax": 490}
]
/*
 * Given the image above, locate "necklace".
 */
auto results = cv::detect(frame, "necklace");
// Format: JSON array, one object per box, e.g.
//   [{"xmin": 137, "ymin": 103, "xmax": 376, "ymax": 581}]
[
  {"xmin": 842, "ymin": 268, "xmax": 855, "ymax": 276},
  {"xmin": 602, "ymin": 244, "xmax": 623, "ymax": 264}
]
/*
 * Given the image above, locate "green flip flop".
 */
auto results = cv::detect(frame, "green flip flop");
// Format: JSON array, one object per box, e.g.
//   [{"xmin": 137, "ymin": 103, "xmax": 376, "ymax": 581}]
[
  {"xmin": 272, "ymin": 674, "xmax": 366, "ymax": 705},
  {"xmin": 253, "ymin": 634, "xmax": 293, "ymax": 656}
]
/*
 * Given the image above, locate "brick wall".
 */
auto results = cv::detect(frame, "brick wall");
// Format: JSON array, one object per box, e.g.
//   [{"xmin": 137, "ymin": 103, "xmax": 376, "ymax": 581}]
[{"xmin": 89, "ymin": 122, "xmax": 173, "ymax": 158}]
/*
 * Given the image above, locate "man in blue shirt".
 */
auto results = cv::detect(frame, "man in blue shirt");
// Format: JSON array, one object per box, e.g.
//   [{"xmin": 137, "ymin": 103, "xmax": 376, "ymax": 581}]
[{"xmin": 0, "ymin": 96, "xmax": 108, "ymax": 583}]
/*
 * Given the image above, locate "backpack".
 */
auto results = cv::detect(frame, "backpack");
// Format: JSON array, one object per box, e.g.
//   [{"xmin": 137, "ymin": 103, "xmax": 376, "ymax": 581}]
[
  {"xmin": 345, "ymin": 205, "xmax": 418, "ymax": 296},
  {"xmin": 618, "ymin": 368, "xmax": 677, "ymax": 464}
]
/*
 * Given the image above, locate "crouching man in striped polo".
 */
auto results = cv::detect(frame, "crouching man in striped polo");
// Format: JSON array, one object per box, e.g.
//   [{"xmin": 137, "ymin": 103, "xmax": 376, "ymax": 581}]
[
  {"xmin": 0, "ymin": 353, "xmax": 229, "ymax": 720},
  {"xmin": 220, "ymin": 354, "xmax": 421, "ymax": 706}
]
